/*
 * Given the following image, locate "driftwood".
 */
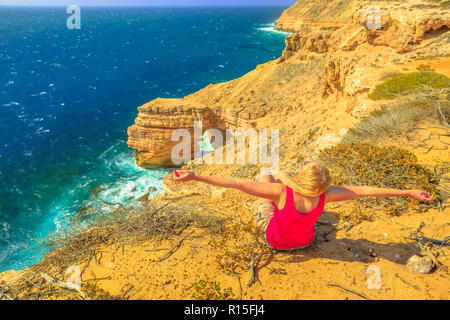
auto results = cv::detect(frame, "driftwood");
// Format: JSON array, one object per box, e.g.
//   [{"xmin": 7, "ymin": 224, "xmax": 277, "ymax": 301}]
[{"xmin": 234, "ymin": 275, "xmax": 243, "ymax": 300}]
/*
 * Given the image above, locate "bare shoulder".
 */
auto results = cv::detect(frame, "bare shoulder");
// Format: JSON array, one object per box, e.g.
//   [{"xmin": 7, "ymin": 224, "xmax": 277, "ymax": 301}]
[{"xmin": 274, "ymin": 183, "xmax": 286, "ymax": 197}]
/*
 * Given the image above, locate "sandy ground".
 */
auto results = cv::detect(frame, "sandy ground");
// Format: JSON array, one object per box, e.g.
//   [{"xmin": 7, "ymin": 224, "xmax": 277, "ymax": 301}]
[{"xmin": 44, "ymin": 192, "xmax": 449, "ymax": 300}]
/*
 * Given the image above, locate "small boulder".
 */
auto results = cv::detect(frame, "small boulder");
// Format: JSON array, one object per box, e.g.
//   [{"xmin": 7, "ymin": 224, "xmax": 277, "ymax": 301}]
[
  {"xmin": 90, "ymin": 184, "xmax": 106, "ymax": 197},
  {"xmin": 138, "ymin": 193, "xmax": 150, "ymax": 203},
  {"xmin": 406, "ymin": 255, "xmax": 434, "ymax": 274}
]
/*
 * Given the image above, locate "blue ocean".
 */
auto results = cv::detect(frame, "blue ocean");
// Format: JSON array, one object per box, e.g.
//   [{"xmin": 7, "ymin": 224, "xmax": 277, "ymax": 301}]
[{"xmin": 0, "ymin": 6, "xmax": 290, "ymax": 272}]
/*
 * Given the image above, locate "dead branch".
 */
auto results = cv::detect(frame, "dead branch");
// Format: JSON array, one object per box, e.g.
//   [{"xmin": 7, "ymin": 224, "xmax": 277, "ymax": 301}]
[
  {"xmin": 327, "ymin": 283, "xmax": 372, "ymax": 300},
  {"xmin": 393, "ymin": 274, "xmax": 422, "ymax": 291},
  {"xmin": 158, "ymin": 230, "xmax": 195, "ymax": 263},
  {"xmin": 247, "ymin": 249, "xmax": 272, "ymax": 287}
]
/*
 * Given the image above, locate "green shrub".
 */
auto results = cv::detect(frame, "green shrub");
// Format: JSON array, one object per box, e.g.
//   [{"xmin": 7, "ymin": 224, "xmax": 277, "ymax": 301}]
[
  {"xmin": 440, "ymin": 1, "xmax": 450, "ymax": 8},
  {"xmin": 307, "ymin": 126, "xmax": 321, "ymax": 140},
  {"xmin": 191, "ymin": 279, "xmax": 233, "ymax": 300},
  {"xmin": 416, "ymin": 64, "xmax": 435, "ymax": 72},
  {"xmin": 82, "ymin": 282, "xmax": 123, "ymax": 300},
  {"xmin": 368, "ymin": 71, "xmax": 450, "ymax": 100}
]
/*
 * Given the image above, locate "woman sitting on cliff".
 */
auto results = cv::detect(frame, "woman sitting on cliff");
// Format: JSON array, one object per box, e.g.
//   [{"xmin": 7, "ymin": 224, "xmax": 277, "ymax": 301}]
[{"xmin": 169, "ymin": 161, "xmax": 434, "ymax": 251}]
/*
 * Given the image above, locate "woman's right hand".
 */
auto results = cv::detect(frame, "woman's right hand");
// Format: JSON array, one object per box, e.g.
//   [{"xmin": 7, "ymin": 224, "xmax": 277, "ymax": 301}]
[{"xmin": 168, "ymin": 170, "xmax": 196, "ymax": 182}]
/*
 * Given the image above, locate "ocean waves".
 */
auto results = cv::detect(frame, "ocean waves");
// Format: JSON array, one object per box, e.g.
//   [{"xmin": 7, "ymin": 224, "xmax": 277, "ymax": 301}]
[{"xmin": 0, "ymin": 6, "xmax": 288, "ymax": 272}]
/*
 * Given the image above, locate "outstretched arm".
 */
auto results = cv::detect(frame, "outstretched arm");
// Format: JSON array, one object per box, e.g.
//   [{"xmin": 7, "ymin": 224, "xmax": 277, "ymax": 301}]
[
  {"xmin": 168, "ymin": 170, "xmax": 283, "ymax": 203},
  {"xmin": 325, "ymin": 186, "xmax": 435, "ymax": 204}
]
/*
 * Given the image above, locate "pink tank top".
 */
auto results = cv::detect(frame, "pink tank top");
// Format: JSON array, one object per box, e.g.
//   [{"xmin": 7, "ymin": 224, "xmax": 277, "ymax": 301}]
[{"xmin": 266, "ymin": 186, "xmax": 325, "ymax": 250}]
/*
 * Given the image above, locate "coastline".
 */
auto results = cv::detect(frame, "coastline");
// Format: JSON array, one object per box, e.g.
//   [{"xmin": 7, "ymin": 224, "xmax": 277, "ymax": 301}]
[{"xmin": 1, "ymin": 1, "xmax": 449, "ymax": 300}]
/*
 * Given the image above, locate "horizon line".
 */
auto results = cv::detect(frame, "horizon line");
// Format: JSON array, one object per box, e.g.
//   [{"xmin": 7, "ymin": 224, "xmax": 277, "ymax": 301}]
[{"xmin": 0, "ymin": 4, "xmax": 289, "ymax": 7}]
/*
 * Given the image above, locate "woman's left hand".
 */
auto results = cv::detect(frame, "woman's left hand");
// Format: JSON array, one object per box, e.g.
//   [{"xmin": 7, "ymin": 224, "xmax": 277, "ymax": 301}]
[{"xmin": 408, "ymin": 190, "xmax": 435, "ymax": 203}]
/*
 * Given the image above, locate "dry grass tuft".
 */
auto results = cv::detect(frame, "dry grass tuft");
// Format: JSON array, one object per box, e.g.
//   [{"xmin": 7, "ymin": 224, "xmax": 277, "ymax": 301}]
[
  {"xmin": 3, "ymin": 197, "xmax": 226, "ymax": 300},
  {"xmin": 344, "ymin": 87, "xmax": 449, "ymax": 144},
  {"xmin": 211, "ymin": 218, "xmax": 270, "ymax": 278}
]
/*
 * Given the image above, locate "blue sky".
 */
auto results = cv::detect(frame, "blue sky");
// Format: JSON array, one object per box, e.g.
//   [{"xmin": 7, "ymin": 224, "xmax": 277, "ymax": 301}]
[{"xmin": 0, "ymin": 0, "xmax": 297, "ymax": 6}]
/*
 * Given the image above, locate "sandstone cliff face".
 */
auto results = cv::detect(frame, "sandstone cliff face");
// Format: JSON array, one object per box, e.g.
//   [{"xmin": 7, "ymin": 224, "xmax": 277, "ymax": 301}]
[
  {"xmin": 127, "ymin": 90, "xmax": 264, "ymax": 168},
  {"xmin": 276, "ymin": 0, "xmax": 449, "ymax": 53},
  {"xmin": 275, "ymin": 0, "xmax": 355, "ymax": 33},
  {"xmin": 128, "ymin": 0, "xmax": 450, "ymax": 169},
  {"xmin": 127, "ymin": 98, "xmax": 217, "ymax": 168},
  {"xmin": 277, "ymin": 1, "xmax": 449, "ymax": 98}
]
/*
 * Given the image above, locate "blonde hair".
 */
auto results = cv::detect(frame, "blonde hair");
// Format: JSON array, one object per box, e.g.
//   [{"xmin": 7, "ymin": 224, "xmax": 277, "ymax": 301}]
[{"xmin": 285, "ymin": 161, "xmax": 331, "ymax": 197}]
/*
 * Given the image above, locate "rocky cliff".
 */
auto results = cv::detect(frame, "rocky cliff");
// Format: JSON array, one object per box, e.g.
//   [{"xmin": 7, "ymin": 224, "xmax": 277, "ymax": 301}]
[
  {"xmin": 275, "ymin": 0, "xmax": 355, "ymax": 33},
  {"xmin": 127, "ymin": 0, "xmax": 449, "ymax": 169}
]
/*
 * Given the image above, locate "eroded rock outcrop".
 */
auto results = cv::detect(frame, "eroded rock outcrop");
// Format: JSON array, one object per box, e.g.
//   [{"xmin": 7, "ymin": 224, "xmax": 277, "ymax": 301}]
[
  {"xmin": 127, "ymin": 98, "xmax": 217, "ymax": 168},
  {"xmin": 275, "ymin": 0, "xmax": 355, "ymax": 33},
  {"xmin": 127, "ymin": 94, "xmax": 262, "ymax": 168},
  {"xmin": 279, "ymin": 31, "xmax": 332, "ymax": 63}
]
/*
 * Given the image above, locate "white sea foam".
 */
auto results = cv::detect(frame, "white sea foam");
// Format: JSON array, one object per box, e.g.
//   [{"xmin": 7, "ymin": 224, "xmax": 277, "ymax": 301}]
[
  {"xmin": 2, "ymin": 101, "xmax": 20, "ymax": 107},
  {"xmin": 256, "ymin": 23, "xmax": 293, "ymax": 35},
  {"xmin": 97, "ymin": 145, "xmax": 169, "ymax": 207},
  {"xmin": 35, "ymin": 127, "xmax": 50, "ymax": 134}
]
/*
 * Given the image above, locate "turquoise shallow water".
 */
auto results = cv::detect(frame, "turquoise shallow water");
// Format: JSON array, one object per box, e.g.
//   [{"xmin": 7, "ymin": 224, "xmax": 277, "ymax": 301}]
[{"xmin": 0, "ymin": 6, "xmax": 290, "ymax": 272}]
